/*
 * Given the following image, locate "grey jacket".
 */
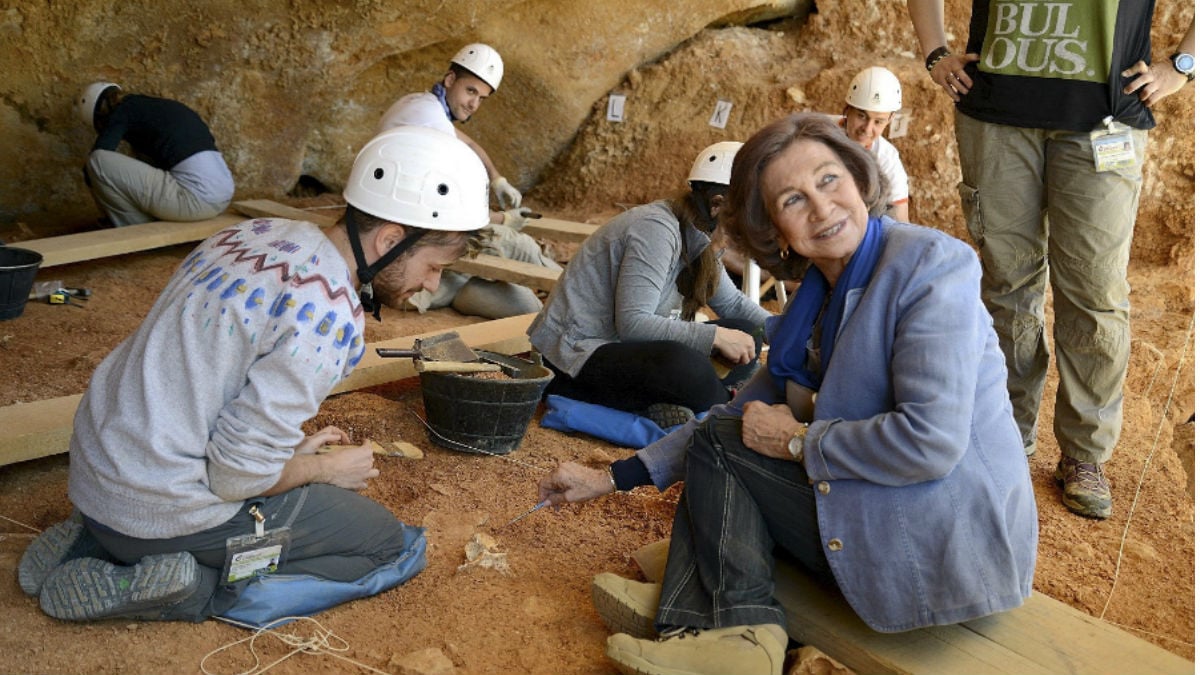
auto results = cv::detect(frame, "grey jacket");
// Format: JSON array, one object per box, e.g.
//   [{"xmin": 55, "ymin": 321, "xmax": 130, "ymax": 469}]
[
  {"xmin": 638, "ymin": 219, "xmax": 1037, "ymax": 632},
  {"xmin": 528, "ymin": 200, "xmax": 770, "ymax": 376}
]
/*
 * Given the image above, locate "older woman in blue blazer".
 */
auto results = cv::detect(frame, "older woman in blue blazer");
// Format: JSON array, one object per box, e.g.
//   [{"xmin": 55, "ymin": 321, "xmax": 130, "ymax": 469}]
[{"xmin": 559, "ymin": 113, "xmax": 1039, "ymax": 675}]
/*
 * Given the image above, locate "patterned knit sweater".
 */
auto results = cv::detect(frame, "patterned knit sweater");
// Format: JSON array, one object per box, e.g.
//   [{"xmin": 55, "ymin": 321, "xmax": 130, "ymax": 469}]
[{"xmin": 69, "ymin": 218, "xmax": 365, "ymax": 539}]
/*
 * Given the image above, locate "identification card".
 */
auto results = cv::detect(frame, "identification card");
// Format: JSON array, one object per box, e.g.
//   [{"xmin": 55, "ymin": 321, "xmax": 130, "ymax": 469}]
[
  {"xmin": 222, "ymin": 527, "xmax": 292, "ymax": 583},
  {"xmin": 1090, "ymin": 123, "xmax": 1136, "ymax": 173}
]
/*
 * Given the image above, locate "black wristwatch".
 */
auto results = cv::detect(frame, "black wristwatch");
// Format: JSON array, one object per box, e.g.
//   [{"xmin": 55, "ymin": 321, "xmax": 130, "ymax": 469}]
[{"xmin": 1170, "ymin": 52, "xmax": 1195, "ymax": 82}]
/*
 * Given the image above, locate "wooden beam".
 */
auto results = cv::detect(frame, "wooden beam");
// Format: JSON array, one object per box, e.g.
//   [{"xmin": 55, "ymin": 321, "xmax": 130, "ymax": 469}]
[
  {"xmin": 0, "ymin": 314, "xmax": 535, "ymax": 467},
  {"xmin": 521, "ymin": 217, "xmax": 598, "ymax": 243},
  {"xmin": 20, "ymin": 213, "xmax": 246, "ymax": 268},
  {"xmin": 233, "ymin": 199, "xmax": 337, "ymax": 228},
  {"xmin": 447, "ymin": 253, "xmax": 562, "ymax": 293},
  {"xmin": 331, "ymin": 313, "xmax": 534, "ymax": 393},
  {"xmin": 773, "ymin": 561, "xmax": 1192, "ymax": 675},
  {"xmin": 633, "ymin": 539, "xmax": 1190, "ymax": 675},
  {"xmin": 235, "ymin": 199, "xmax": 598, "ymax": 244}
]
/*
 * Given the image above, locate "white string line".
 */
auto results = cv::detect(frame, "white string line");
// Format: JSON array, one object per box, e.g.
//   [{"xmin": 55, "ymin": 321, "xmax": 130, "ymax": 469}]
[
  {"xmin": 202, "ymin": 615, "xmax": 393, "ymax": 675},
  {"xmin": 0, "ymin": 514, "xmax": 42, "ymax": 533},
  {"xmin": 1100, "ymin": 314, "xmax": 1194, "ymax": 621},
  {"xmin": 1103, "ymin": 618, "xmax": 1196, "ymax": 648}
]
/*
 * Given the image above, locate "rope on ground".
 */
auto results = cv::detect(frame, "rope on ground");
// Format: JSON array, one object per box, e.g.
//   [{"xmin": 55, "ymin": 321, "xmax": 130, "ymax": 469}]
[
  {"xmin": 1104, "ymin": 618, "xmax": 1196, "ymax": 648},
  {"xmin": 202, "ymin": 615, "xmax": 394, "ymax": 675},
  {"xmin": 0, "ymin": 514, "xmax": 42, "ymax": 533},
  {"xmin": 1101, "ymin": 313, "xmax": 1194, "ymax": 622}
]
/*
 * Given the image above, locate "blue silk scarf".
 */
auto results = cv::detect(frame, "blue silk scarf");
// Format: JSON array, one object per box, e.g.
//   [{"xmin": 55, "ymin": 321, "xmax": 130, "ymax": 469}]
[{"xmin": 767, "ymin": 217, "xmax": 884, "ymax": 391}]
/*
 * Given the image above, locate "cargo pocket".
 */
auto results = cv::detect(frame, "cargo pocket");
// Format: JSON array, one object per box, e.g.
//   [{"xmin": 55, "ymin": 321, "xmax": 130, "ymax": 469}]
[{"xmin": 957, "ymin": 181, "xmax": 984, "ymax": 249}]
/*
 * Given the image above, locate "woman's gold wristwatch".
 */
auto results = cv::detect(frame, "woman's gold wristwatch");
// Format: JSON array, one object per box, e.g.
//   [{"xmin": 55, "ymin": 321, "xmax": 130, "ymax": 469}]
[{"xmin": 787, "ymin": 424, "xmax": 808, "ymax": 462}]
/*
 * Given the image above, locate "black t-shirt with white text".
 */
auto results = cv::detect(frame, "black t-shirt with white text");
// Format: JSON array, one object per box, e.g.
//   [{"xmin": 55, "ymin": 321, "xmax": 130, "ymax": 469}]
[{"xmin": 958, "ymin": 0, "xmax": 1156, "ymax": 132}]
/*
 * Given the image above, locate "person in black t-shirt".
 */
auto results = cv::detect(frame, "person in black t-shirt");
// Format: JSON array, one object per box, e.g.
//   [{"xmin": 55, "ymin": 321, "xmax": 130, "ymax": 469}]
[
  {"xmin": 907, "ymin": 0, "xmax": 1194, "ymax": 520},
  {"xmin": 77, "ymin": 81, "xmax": 234, "ymax": 227}
]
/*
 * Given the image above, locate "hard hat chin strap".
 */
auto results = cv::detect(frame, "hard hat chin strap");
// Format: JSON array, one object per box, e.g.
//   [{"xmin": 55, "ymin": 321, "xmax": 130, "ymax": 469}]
[
  {"xmin": 688, "ymin": 185, "xmax": 720, "ymax": 235},
  {"xmin": 346, "ymin": 209, "xmax": 426, "ymax": 322}
]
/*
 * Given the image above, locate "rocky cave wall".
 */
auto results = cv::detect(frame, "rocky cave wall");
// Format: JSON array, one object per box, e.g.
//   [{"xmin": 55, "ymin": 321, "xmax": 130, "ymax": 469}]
[
  {"xmin": 1, "ymin": 0, "xmax": 1192, "ymax": 270},
  {"xmin": 0, "ymin": 0, "xmax": 801, "ymax": 232},
  {"xmin": 531, "ymin": 0, "xmax": 1196, "ymax": 269}
]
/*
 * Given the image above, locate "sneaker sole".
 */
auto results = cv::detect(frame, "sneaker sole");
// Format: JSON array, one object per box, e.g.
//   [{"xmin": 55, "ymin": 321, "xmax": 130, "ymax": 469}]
[
  {"xmin": 40, "ymin": 552, "xmax": 199, "ymax": 621},
  {"xmin": 592, "ymin": 576, "xmax": 657, "ymax": 639},
  {"xmin": 1061, "ymin": 495, "xmax": 1112, "ymax": 519},
  {"xmin": 18, "ymin": 513, "xmax": 107, "ymax": 597},
  {"xmin": 1054, "ymin": 472, "xmax": 1113, "ymax": 520},
  {"xmin": 644, "ymin": 404, "xmax": 694, "ymax": 430}
]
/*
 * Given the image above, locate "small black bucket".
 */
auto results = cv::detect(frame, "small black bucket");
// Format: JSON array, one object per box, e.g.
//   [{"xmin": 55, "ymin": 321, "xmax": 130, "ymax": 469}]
[
  {"xmin": 419, "ymin": 351, "xmax": 554, "ymax": 455},
  {"xmin": 0, "ymin": 247, "xmax": 43, "ymax": 320}
]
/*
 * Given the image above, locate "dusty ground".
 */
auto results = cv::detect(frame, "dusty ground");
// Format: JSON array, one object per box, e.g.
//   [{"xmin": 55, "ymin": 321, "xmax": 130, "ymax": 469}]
[
  {"xmin": 0, "ymin": 6, "xmax": 1195, "ymax": 674},
  {"xmin": 0, "ymin": 198, "xmax": 1193, "ymax": 674}
]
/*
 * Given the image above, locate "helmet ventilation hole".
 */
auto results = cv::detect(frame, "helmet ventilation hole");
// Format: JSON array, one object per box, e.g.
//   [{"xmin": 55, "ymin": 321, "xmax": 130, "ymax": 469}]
[
  {"xmin": 437, "ymin": 183, "xmax": 449, "ymax": 195},
  {"xmin": 373, "ymin": 168, "xmax": 385, "ymax": 180}
]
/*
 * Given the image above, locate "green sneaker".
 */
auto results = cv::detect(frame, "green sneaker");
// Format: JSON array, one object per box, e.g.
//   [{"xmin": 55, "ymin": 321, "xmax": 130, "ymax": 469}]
[
  {"xmin": 606, "ymin": 624, "xmax": 787, "ymax": 675},
  {"xmin": 39, "ymin": 551, "xmax": 200, "ymax": 621},
  {"xmin": 1054, "ymin": 456, "xmax": 1113, "ymax": 519},
  {"xmin": 592, "ymin": 572, "xmax": 660, "ymax": 639}
]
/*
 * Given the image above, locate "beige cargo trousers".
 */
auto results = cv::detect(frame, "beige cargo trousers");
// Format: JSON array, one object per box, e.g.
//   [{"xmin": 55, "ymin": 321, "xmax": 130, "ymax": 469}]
[{"xmin": 954, "ymin": 111, "xmax": 1146, "ymax": 465}]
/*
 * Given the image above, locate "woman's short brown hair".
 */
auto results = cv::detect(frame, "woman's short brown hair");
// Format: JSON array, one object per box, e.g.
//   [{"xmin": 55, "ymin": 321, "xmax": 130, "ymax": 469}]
[{"xmin": 720, "ymin": 112, "xmax": 889, "ymax": 281}]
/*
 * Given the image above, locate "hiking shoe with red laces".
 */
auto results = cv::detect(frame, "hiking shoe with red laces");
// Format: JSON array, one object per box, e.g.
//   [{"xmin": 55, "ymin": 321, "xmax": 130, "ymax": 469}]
[{"xmin": 1054, "ymin": 456, "xmax": 1112, "ymax": 520}]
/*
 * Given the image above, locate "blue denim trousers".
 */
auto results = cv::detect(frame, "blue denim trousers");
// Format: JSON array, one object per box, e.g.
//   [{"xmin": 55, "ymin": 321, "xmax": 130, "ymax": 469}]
[{"xmin": 655, "ymin": 415, "xmax": 832, "ymax": 630}]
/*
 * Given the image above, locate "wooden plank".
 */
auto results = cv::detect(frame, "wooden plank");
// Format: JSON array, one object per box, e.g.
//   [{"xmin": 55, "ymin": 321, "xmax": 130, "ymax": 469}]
[
  {"xmin": 233, "ymin": 199, "xmax": 337, "ymax": 228},
  {"xmin": 773, "ymin": 561, "xmax": 1192, "ymax": 675},
  {"xmin": 959, "ymin": 592, "xmax": 1193, "ymax": 675},
  {"xmin": 0, "ymin": 394, "xmax": 82, "ymax": 467},
  {"xmin": 236, "ymin": 199, "xmax": 598, "ymax": 244},
  {"xmin": 447, "ymin": 254, "xmax": 562, "ymax": 292},
  {"xmin": 236, "ymin": 199, "xmax": 567, "ymax": 293},
  {"xmin": 521, "ymin": 217, "xmax": 598, "ymax": 243},
  {"xmin": 21, "ymin": 213, "xmax": 246, "ymax": 268},
  {"xmin": 0, "ymin": 314, "xmax": 535, "ymax": 467},
  {"xmin": 331, "ymin": 313, "xmax": 534, "ymax": 393}
]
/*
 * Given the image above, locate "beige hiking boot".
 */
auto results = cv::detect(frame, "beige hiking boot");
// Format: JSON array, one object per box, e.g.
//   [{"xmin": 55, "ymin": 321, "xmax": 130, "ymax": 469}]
[
  {"xmin": 592, "ymin": 572, "xmax": 661, "ymax": 638},
  {"xmin": 606, "ymin": 624, "xmax": 788, "ymax": 675}
]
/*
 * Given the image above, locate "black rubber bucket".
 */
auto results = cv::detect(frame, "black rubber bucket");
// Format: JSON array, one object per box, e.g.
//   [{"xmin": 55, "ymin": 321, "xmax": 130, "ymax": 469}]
[
  {"xmin": 419, "ymin": 351, "xmax": 554, "ymax": 455},
  {"xmin": 0, "ymin": 247, "xmax": 43, "ymax": 320}
]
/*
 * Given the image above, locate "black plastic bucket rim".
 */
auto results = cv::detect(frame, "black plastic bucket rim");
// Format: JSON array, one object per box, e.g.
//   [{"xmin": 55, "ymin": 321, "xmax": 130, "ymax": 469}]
[
  {"xmin": 0, "ymin": 246, "xmax": 43, "ymax": 321},
  {"xmin": 0, "ymin": 246, "xmax": 43, "ymax": 270},
  {"xmin": 419, "ymin": 353, "xmax": 554, "ymax": 455}
]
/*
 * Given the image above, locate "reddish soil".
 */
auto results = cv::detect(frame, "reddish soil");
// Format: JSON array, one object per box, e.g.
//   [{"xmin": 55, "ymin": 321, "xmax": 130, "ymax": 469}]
[{"xmin": 0, "ymin": 196, "xmax": 1192, "ymax": 674}]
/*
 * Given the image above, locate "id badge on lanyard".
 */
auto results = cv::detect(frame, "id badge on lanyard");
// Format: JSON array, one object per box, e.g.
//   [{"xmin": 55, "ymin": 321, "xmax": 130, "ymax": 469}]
[
  {"xmin": 1089, "ymin": 116, "xmax": 1137, "ymax": 173},
  {"xmin": 220, "ymin": 503, "xmax": 292, "ymax": 583}
]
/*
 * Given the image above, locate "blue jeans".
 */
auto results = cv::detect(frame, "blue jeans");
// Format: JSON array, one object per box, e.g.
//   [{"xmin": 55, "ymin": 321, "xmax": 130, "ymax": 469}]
[{"xmin": 656, "ymin": 416, "xmax": 831, "ymax": 631}]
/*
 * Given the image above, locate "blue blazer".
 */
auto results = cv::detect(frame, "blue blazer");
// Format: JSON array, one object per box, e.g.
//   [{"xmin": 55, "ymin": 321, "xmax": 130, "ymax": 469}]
[{"xmin": 638, "ymin": 219, "xmax": 1038, "ymax": 632}]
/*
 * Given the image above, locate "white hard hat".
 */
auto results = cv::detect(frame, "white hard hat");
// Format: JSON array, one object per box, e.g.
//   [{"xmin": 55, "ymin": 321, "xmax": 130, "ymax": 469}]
[
  {"xmin": 845, "ymin": 67, "xmax": 902, "ymax": 113},
  {"xmin": 450, "ymin": 43, "xmax": 504, "ymax": 91},
  {"xmin": 78, "ymin": 81, "xmax": 120, "ymax": 127},
  {"xmin": 343, "ymin": 125, "xmax": 490, "ymax": 232},
  {"xmin": 687, "ymin": 141, "xmax": 744, "ymax": 186}
]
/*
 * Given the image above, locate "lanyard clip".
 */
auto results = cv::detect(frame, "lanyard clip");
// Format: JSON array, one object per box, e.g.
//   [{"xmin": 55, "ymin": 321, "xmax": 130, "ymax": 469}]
[
  {"xmin": 249, "ymin": 504, "xmax": 266, "ymax": 537},
  {"xmin": 1102, "ymin": 115, "xmax": 1116, "ymax": 133}
]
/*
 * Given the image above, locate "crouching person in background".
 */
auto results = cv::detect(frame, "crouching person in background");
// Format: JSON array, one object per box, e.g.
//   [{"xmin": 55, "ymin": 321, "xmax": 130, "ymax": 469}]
[{"xmin": 19, "ymin": 126, "xmax": 489, "ymax": 625}]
